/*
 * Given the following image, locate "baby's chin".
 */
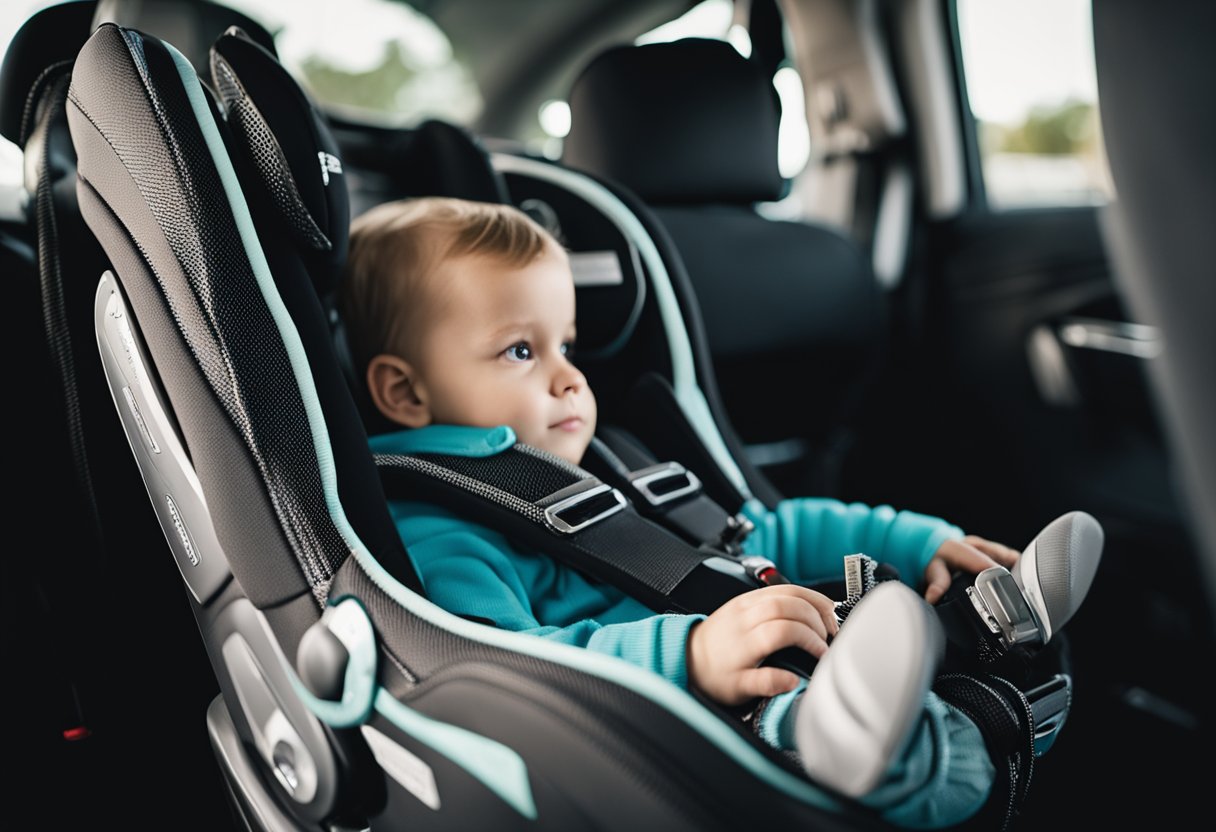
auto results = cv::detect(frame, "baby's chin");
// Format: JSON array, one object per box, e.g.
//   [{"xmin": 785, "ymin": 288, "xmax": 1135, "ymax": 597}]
[{"xmin": 523, "ymin": 431, "xmax": 591, "ymax": 465}]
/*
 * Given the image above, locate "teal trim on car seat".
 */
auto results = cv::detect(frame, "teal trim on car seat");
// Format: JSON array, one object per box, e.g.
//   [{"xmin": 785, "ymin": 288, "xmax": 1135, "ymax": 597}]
[
  {"xmin": 165, "ymin": 42, "xmax": 840, "ymax": 815},
  {"xmin": 369, "ymin": 424, "xmax": 516, "ymax": 457},
  {"xmin": 373, "ymin": 687, "xmax": 538, "ymax": 819},
  {"xmin": 287, "ymin": 597, "xmax": 378, "ymax": 728},
  {"xmin": 167, "ymin": 43, "xmax": 541, "ymax": 814},
  {"xmin": 490, "ymin": 153, "xmax": 752, "ymax": 500}
]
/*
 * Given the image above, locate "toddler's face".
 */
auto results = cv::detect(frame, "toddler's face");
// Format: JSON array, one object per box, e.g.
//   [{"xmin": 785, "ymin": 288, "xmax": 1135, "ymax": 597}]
[{"xmin": 411, "ymin": 247, "xmax": 597, "ymax": 464}]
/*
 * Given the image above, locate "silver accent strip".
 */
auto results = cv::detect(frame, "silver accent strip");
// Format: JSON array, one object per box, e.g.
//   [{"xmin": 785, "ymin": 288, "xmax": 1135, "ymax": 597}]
[
  {"xmin": 1057, "ymin": 317, "xmax": 1162, "ymax": 359},
  {"xmin": 165, "ymin": 493, "xmax": 200, "ymax": 566},
  {"xmin": 95, "ymin": 273, "xmax": 230, "ymax": 604},
  {"xmin": 1015, "ymin": 539, "xmax": 1053, "ymax": 644},
  {"xmin": 121, "ymin": 386, "xmax": 160, "ymax": 453}
]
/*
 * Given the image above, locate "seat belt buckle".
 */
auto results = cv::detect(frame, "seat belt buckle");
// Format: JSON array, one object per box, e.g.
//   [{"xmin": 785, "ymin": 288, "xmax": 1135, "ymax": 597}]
[
  {"xmin": 739, "ymin": 555, "xmax": 788, "ymax": 586},
  {"xmin": 966, "ymin": 566, "xmax": 1044, "ymax": 651},
  {"xmin": 717, "ymin": 512, "xmax": 755, "ymax": 555}
]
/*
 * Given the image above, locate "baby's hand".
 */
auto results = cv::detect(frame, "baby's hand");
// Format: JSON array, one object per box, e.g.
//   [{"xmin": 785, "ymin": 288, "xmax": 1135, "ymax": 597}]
[
  {"xmin": 686, "ymin": 585, "xmax": 839, "ymax": 706},
  {"xmin": 922, "ymin": 535, "xmax": 1021, "ymax": 605}
]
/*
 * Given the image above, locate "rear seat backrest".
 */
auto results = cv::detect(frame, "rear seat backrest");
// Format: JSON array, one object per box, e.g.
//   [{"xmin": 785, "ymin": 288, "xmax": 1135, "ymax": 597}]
[{"xmin": 562, "ymin": 38, "xmax": 887, "ymax": 498}]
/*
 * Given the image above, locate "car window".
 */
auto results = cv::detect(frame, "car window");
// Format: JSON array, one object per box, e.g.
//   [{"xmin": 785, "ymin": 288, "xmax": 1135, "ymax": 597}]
[
  {"xmin": 954, "ymin": 0, "xmax": 1114, "ymax": 209},
  {"xmin": 0, "ymin": 0, "xmax": 63, "ymax": 205},
  {"xmin": 234, "ymin": 0, "xmax": 482, "ymax": 127}
]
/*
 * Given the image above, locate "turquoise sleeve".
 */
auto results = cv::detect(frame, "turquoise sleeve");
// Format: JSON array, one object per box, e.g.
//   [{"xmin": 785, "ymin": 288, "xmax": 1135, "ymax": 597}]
[
  {"xmin": 740, "ymin": 498, "xmax": 963, "ymax": 590},
  {"xmin": 863, "ymin": 694, "xmax": 994, "ymax": 828},
  {"xmin": 399, "ymin": 518, "xmax": 703, "ymax": 688}
]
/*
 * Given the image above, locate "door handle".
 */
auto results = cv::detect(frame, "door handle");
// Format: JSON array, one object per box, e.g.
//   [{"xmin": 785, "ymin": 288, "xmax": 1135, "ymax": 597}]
[{"xmin": 1056, "ymin": 317, "xmax": 1162, "ymax": 359}]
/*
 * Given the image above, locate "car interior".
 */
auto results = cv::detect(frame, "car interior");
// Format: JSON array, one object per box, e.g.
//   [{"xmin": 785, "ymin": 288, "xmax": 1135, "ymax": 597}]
[{"xmin": 3, "ymin": 1, "xmax": 1212, "ymax": 829}]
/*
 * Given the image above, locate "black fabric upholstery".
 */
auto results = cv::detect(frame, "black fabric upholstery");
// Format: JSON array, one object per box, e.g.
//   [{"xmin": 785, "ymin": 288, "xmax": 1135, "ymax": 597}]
[
  {"xmin": 334, "ymin": 116, "xmax": 510, "ymax": 220},
  {"xmin": 0, "ymin": 0, "xmax": 96, "ymax": 144},
  {"xmin": 562, "ymin": 38, "xmax": 783, "ymax": 205},
  {"xmin": 211, "ymin": 25, "xmax": 350, "ymax": 297},
  {"xmin": 1094, "ymin": 0, "xmax": 1216, "ymax": 607},
  {"xmin": 67, "ymin": 24, "xmax": 420, "ymax": 601},
  {"xmin": 563, "ymin": 40, "xmax": 886, "ymax": 498}
]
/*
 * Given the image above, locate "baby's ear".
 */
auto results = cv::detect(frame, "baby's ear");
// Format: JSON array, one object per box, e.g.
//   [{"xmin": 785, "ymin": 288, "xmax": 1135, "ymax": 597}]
[{"xmin": 367, "ymin": 354, "xmax": 431, "ymax": 428}]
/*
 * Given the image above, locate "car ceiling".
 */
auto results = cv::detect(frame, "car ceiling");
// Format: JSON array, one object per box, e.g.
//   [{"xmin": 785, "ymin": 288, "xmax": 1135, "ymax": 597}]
[{"xmin": 401, "ymin": 0, "xmax": 699, "ymax": 136}]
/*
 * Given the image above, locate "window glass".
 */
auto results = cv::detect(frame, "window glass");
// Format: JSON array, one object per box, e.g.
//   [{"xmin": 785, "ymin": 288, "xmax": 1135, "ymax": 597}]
[
  {"xmin": 956, "ymin": 0, "xmax": 1113, "ymax": 208},
  {"xmin": 235, "ymin": 0, "xmax": 482, "ymax": 126},
  {"xmin": 0, "ymin": 1, "xmax": 64, "ymax": 198}
]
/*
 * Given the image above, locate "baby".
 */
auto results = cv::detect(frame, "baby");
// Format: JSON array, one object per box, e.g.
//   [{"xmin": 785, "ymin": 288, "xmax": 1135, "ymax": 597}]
[{"xmin": 339, "ymin": 196, "xmax": 1033, "ymax": 827}]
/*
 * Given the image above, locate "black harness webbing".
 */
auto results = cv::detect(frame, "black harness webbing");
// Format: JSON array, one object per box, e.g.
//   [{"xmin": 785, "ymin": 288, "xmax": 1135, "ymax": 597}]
[{"xmin": 374, "ymin": 441, "xmax": 782, "ymax": 617}]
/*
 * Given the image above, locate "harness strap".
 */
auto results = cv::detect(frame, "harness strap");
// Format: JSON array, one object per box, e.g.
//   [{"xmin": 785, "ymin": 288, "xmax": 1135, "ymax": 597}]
[
  {"xmin": 585, "ymin": 429, "xmax": 755, "ymax": 555},
  {"xmin": 375, "ymin": 443, "xmax": 777, "ymax": 615}
]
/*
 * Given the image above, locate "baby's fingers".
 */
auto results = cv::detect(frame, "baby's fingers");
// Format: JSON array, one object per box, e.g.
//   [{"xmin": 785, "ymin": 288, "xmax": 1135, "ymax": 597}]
[
  {"xmin": 923, "ymin": 557, "xmax": 951, "ymax": 605},
  {"xmin": 964, "ymin": 535, "xmax": 1021, "ymax": 567},
  {"xmin": 735, "ymin": 666, "xmax": 803, "ymax": 700},
  {"xmin": 751, "ymin": 619, "xmax": 830, "ymax": 660}
]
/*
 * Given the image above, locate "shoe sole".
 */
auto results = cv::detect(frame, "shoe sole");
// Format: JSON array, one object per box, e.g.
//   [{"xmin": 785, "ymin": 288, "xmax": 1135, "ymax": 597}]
[
  {"xmin": 795, "ymin": 581, "xmax": 944, "ymax": 797},
  {"xmin": 1013, "ymin": 511, "xmax": 1104, "ymax": 643}
]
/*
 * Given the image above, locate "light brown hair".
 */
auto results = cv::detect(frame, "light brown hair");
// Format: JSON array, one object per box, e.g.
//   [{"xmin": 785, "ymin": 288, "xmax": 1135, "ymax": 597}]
[{"xmin": 339, "ymin": 197, "xmax": 555, "ymax": 375}]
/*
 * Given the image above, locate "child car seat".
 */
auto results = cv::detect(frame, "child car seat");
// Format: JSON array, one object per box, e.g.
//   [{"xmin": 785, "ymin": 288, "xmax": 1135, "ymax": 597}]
[
  {"xmin": 67, "ymin": 21, "xmax": 902, "ymax": 831},
  {"xmin": 562, "ymin": 38, "xmax": 888, "ymax": 499}
]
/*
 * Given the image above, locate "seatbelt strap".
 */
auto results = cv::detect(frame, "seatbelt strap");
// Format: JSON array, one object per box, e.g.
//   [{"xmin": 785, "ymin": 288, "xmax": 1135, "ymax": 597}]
[
  {"xmin": 375, "ymin": 443, "xmax": 785, "ymax": 615},
  {"xmin": 583, "ymin": 429, "xmax": 755, "ymax": 555}
]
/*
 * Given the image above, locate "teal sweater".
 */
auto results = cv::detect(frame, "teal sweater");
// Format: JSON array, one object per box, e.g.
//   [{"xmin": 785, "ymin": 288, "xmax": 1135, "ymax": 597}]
[{"xmin": 372, "ymin": 425, "xmax": 993, "ymax": 827}]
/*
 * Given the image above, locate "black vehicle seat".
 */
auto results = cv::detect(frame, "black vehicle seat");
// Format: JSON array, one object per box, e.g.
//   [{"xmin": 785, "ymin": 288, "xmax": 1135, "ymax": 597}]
[
  {"xmin": 1, "ymin": 3, "xmax": 231, "ymax": 824},
  {"xmin": 561, "ymin": 38, "xmax": 887, "ymax": 499},
  {"xmin": 1, "ymin": 2, "xmax": 288, "ymax": 826},
  {"xmin": 66, "ymin": 20, "xmax": 899, "ymax": 830}
]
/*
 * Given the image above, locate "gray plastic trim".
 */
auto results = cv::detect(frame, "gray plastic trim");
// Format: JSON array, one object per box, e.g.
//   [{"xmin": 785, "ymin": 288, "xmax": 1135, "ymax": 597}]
[
  {"xmin": 207, "ymin": 695, "xmax": 308, "ymax": 832},
  {"xmin": 216, "ymin": 597, "xmax": 340, "ymax": 821},
  {"xmin": 94, "ymin": 271, "xmax": 230, "ymax": 604}
]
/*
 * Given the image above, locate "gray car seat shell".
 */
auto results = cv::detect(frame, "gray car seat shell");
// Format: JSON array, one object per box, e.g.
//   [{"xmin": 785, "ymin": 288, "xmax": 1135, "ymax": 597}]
[{"xmin": 67, "ymin": 22, "xmax": 894, "ymax": 831}]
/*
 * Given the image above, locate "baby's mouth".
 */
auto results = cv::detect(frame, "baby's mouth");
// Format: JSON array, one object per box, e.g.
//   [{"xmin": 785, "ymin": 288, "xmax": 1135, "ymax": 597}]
[{"xmin": 551, "ymin": 416, "xmax": 584, "ymax": 432}]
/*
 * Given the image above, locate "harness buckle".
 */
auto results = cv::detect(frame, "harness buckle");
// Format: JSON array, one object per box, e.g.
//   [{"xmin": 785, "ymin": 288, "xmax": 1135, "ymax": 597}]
[
  {"xmin": 544, "ymin": 482, "xmax": 627, "ymax": 534},
  {"xmin": 628, "ymin": 462, "xmax": 702, "ymax": 507}
]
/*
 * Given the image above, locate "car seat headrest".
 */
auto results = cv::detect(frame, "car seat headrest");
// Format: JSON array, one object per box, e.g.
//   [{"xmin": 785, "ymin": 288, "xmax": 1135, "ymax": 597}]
[
  {"xmin": 0, "ymin": 0, "xmax": 98, "ymax": 146},
  {"xmin": 387, "ymin": 119, "xmax": 510, "ymax": 205},
  {"xmin": 91, "ymin": 0, "xmax": 278, "ymax": 76},
  {"xmin": 562, "ymin": 38, "xmax": 783, "ymax": 205},
  {"xmin": 210, "ymin": 25, "xmax": 350, "ymax": 298}
]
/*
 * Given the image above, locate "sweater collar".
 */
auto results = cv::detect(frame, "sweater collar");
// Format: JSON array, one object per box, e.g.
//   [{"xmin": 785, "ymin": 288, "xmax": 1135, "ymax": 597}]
[{"xmin": 368, "ymin": 424, "xmax": 517, "ymax": 458}]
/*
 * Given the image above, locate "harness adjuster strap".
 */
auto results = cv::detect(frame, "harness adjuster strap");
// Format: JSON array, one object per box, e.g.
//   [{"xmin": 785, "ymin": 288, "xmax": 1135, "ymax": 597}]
[
  {"xmin": 628, "ymin": 461, "xmax": 702, "ymax": 507},
  {"xmin": 543, "ymin": 482, "xmax": 627, "ymax": 534}
]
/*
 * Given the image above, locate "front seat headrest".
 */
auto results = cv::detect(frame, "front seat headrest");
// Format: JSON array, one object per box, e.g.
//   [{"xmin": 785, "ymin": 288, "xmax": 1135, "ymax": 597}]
[
  {"xmin": 0, "ymin": 0, "xmax": 98, "ymax": 146},
  {"xmin": 210, "ymin": 25, "xmax": 350, "ymax": 298},
  {"xmin": 562, "ymin": 38, "xmax": 783, "ymax": 205}
]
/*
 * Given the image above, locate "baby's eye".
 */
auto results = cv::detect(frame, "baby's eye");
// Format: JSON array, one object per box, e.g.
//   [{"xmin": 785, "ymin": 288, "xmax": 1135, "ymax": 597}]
[
  {"xmin": 504, "ymin": 342, "xmax": 533, "ymax": 362},
  {"xmin": 560, "ymin": 341, "xmax": 575, "ymax": 357}
]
